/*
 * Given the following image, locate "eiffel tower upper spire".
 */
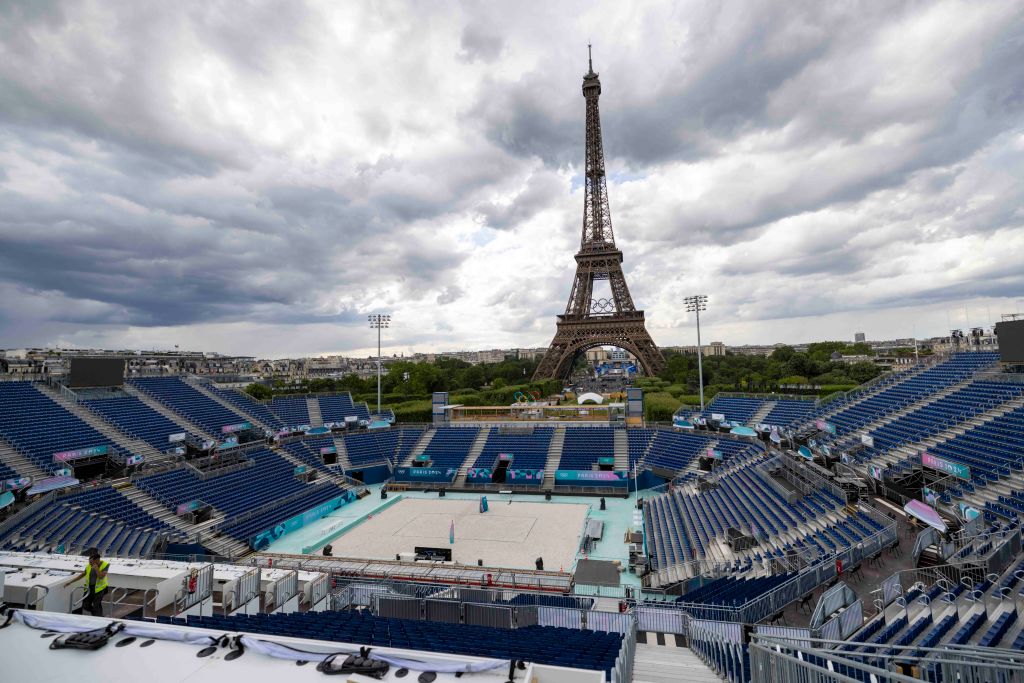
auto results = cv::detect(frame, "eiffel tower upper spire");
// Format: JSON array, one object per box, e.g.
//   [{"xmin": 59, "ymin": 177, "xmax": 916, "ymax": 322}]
[{"xmin": 581, "ymin": 45, "xmax": 613, "ymax": 251}]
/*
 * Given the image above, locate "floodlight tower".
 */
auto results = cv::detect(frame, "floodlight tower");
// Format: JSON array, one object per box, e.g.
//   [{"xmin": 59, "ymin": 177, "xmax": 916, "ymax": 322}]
[
  {"xmin": 368, "ymin": 314, "xmax": 391, "ymax": 415},
  {"xmin": 684, "ymin": 295, "xmax": 708, "ymax": 410}
]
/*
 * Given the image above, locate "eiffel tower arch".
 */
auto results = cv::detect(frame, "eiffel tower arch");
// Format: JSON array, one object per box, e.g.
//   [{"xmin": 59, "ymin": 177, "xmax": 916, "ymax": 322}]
[{"xmin": 533, "ymin": 48, "xmax": 666, "ymax": 381}]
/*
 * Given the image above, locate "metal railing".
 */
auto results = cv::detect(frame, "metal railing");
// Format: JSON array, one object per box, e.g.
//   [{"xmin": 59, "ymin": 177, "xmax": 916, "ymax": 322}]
[{"xmin": 749, "ymin": 634, "xmax": 1024, "ymax": 683}]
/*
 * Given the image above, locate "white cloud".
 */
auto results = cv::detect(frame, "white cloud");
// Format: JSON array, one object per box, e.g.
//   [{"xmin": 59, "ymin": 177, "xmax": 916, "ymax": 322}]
[{"xmin": 0, "ymin": 0, "xmax": 1022, "ymax": 358}]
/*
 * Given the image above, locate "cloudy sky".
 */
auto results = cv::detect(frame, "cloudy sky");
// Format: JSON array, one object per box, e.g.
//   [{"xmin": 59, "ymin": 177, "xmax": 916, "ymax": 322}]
[{"xmin": 1, "ymin": 1, "xmax": 1023, "ymax": 359}]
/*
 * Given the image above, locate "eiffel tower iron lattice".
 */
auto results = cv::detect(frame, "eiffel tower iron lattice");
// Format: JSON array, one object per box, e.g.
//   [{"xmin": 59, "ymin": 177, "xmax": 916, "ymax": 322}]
[{"xmin": 533, "ymin": 48, "xmax": 666, "ymax": 381}]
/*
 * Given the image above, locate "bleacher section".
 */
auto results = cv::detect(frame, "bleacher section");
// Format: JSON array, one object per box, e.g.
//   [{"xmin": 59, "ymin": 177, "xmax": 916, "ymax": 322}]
[
  {"xmin": 558, "ymin": 426, "xmax": 614, "ymax": 470},
  {"xmin": 420, "ymin": 427, "xmax": 479, "ymax": 469},
  {"xmin": 644, "ymin": 465, "xmax": 856, "ymax": 574},
  {"xmin": 0, "ymin": 485, "xmax": 184, "ymax": 556},
  {"xmin": 676, "ymin": 573, "xmax": 795, "ymax": 614},
  {"xmin": 344, "ymin": 428, "xmax": 424, "ymax": 468},
  {"xmin": 819, "ymin": 353, "xmax": 998, "ymax": 439},
  {"xmin": 269, "ymin": 396, "xmax": 310, "ymax": 426},
  {"xmin": 83, "ymin": 395, "xmax": 192, "ymax": 453},
  {"xmin": 133, "ymin": 447, "xmax": 345, "ymax": 541},
  {"xmin": 162, "ymin": 611, "xmax": 623, "ymax": 677},
  {"xmin": 0, "ymin": 381, "xmax": 113, "ymax": 473},
  {"xmin": 640, "ymin": 430, "xmax": 713, "ymax": 473},
  {"xmin": 700, "ymin": 396, "xmax": 766, "ymax": 425},
  {"xmin": 280, "ymin": 438, "xmax": 336, "ymax": 473},
  {"xmin": 318, "ymin": 394, "xmax": 369, "ymax": 423},
  {"xmin": 761, "ymin": 399, "xmax": 815, "ymax": 428},
  {"xmin": 208, "ymin": 386, "xmax": 283, "ymax": 430},
  {"xmin": 852, "ymin": 380, "xmax": 1024, "ymax": 463},
  {"xmin": 925, "ymin": 403, "xmax": 1024, "ymax": 490},
  {"xmin": 472, "ymin": 427, "xmax": 554, "ymax": 469},
  {"xmin": 130, "ymin": 377, "xmax": 249, "ymax": 436}
]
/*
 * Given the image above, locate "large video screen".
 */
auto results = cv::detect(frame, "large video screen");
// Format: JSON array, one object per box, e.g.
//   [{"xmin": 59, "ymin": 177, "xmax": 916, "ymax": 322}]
[
  {"xmin": 996, "ymin": 320, "xmax": 1024, "ymax": 364},
  {"xmin": 67, "ymin": 357, "xmax": 126, "ymax": 388}
]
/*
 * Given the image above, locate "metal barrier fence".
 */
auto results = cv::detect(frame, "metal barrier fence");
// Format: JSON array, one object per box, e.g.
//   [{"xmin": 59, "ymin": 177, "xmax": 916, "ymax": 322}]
[{"xmin": 748, "ymin": 635, "xmax": 1024, "ymax": 683}]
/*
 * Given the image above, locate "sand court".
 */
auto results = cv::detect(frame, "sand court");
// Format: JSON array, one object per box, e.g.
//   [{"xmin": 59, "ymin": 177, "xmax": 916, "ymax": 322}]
[{"xmin": 326, "ymin": 496, "xmax": 588, "ymax": 570}]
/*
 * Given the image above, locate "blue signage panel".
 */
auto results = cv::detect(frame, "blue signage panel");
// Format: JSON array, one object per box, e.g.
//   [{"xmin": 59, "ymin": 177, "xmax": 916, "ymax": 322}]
[
  {"xmin": 250, "ymin": 490, "xmax": 357, "ymax": 550},
  {"xmin": 393, "ymin": 467, "xmax": 458, "ymax": 483},
  {"xmin": 507, "ymin": 468, "xmax": 544, "ymax": 485},
  {"xmin": 467, "ymin": 468, "xmax": 492, "ymax": 482},
  {"xmin": 554, "ymin": 470, "xmax": 628, "ymax": 487}
]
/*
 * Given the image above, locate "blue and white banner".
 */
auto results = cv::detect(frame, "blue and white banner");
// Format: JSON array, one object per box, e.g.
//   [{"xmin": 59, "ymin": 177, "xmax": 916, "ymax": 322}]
[
  {"xmin": 393, "ymin": 467, "xmax": 458, "ymax": 483},
  {"xmin": 249, "ymin": 490, "xmax": 357, "ymax": 550},
  {"xmin": 554, "ymin": 470, "xmax": 628, "ymax": 487}
]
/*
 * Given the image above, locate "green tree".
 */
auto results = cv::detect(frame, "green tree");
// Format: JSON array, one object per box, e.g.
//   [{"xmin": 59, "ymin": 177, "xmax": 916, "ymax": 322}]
[{"xmin": 244, "ymin": 383, "xmax": 272, "ymax": 400}]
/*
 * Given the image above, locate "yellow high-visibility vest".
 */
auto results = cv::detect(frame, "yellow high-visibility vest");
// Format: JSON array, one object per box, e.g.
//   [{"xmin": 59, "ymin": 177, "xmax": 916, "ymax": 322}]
[{"xmin": 83, "ymin": 560, "xmax": 109, "ymax": 592}]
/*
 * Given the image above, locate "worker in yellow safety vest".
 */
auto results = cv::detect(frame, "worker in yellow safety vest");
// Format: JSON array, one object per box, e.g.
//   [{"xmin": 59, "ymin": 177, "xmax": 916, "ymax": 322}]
[{"xmin": 64, "ymin": 548, "xmax": 109, "ymax": 616}]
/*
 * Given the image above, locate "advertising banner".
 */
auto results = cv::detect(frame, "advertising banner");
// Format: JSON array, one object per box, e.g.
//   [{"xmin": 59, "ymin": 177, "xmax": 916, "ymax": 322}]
[
  {"xmin": 249, "ymin": 490, "xmax": 358, "ymax": 550},
  {"xmin": 507, "ymin": 469, "xmax": 544, "ymax": 485},
  {"xmin": 221, "ymin": 422, "xmax": 252, "ymax": 434},
  {"xmin": 176, "ymin": 500, "xmax": 202, "ymax": 516},
  {"xmin": 498, "ymin": 453, "xmax": 514, "ymax": 462},
  {"xmin": 868, "ymin": 464, "xmax": 885, "ymax": 481},
  {"xmin": 707, "ymin": 447, "xmax": 723, "ymax": 460},
  {"xmin": 922, "ymin": 487, "xmax": 939, "ymax": 506},
  {"xmin": 598, "ymin": 456, "xmax": 615, "ymax": 466},
  {"xmin": 125, "ymin": 454, "xmax": 145, "ymax": 466},
  {"xmin": 554, "ymin": 470, "xmax": 628, "ymax": 487},
  {"xmin": 467, "ymin": 468, "xmax": 492, "ymax": 482},
  {"xmin": 921, "ymin": 452, "xmax": 970, "ymax": 481},
  {"xmin": 814, "ymin": 419, "xmax": 837, "ymax": 435},
  {"xmin": 53, "ymin": 445, "xmax": 108, "ymax": 463},
  {"xmin": 168, "ymin": 432, "xmax": 187, "ymax": 443},
  {"xmin": 319, "ymin": 446, "xmax": 337, "ymax": 456},
  {"xmin": 2, "ymin": 476, "xmax": 32, "ymax": 491},
  {"xmin": 218, "ymin": 436, "xmax": 239, "ymax": 450},
  {"xmin": 393, "ymin": 467, "xmax": 458, "ymax": 483},
  {"xmin": 860, "ymin": 434, "xmax": 874, "ymax": 448},
  {"xmin": 957, "ymin": 502, "xmax": 981, "ymax": 521},
  {"xmin": 711, "ymin": 413, "xmax": 726, "ymax": 422},
  {"xmin": 672, "ymin": 416, "xmax": 694, "ymax": 429}
]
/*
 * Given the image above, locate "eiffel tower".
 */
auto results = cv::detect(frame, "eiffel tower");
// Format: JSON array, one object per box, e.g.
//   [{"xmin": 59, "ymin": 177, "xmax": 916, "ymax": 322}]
[{"xmin": 533, "ymin": 48, "xmax": 666, "ymax": 381}]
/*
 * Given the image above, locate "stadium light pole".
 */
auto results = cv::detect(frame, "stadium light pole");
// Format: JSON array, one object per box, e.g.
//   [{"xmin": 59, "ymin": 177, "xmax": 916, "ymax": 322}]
[
  {"xmin": 368, "ymin": 314, "xmax": 390, "ymax": 416},
  {"xmin": 684, "ymin": 295, "xmax": 708, "ymax": 411}
]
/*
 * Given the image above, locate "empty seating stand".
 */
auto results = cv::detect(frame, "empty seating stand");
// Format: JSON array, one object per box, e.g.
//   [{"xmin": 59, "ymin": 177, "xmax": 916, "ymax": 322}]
[
  {"xmin": 130, "ymin": 377, "xmax": 250, "ymax": 436},
  {"xmin": 208, "ymin": 386, "xmax": 283, "ymax": 430},
  {"xmin": 0, "ymin": 485, "xmax": 183, "ymax": 556},
  {"xmin": 83, "ymin": 394, "xmax": 192, "ymax": 452},
  {"xmin": 269, "ymin": 396, "xmax": 310, "ymax": 426},
  {"xmin": 473, "ymin": 427, "xmax": 553, "ymax": 469},
  {"xmin": 419, "ymin": 427, "xmax": 479, "ymax": 469},
  {"xmin": 0, "ymin": 381, "xmax": 112, "ymax": 473},
  {"xmin": 558, "ymin": 427, "xmax": 614, "ymax": 470},
  {"xmin": 343, "ymin": 428, "xmax": 424, "ymax": 468},
  {"xmin": 318, "ymin": 394, "xmax": 368, "ymax": 423},
  {"xmin": 163, "ymin": 610, "xmax": 623, "ymax": 677},
  {"xmin": 700, "ymin": 397, "xmax": 766, "ymax": 425},
  {"xmin": 761, "ymin": 399, "xmax": 814, "ymax": 428}
]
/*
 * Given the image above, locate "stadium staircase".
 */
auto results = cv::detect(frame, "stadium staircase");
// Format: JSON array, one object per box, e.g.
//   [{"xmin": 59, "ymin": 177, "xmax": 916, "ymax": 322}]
[
  {"xmin": 331, "ymin": 436, "xmax": 353, "ymax": 471},
  {"xmin": 125, "ymin": 384, "xmax": 216, "ymax": 440},
  {"xmin": 118, "ymin": 483, "xmax": 224, "ymax": 535},
  {"xmin": 543, "ymin": 427, "xmax": 565, "ymax": 490},
  {"xmin": 614, "ymin": 429, "xmax": 629, "ymax": 470},
  {"xmin": 632, "ymin": 643, "xmax": 719, "ymax": 683},
  {"xmin": 402, "ymin": 428, "xmax": 436, "ymax": 467},
  {"xmin": 749, "ymin": 400, "xmax": 776, "ymax": 426},
  {"xmin": 40, "ymin": 384, "xmax": 163, "ymax": 462},
  {"xmin": 0, "ymin": 435, "xmax": 47, "ymax": 479},
  {"xmin": 191, "ymin": 383, "xmax": 273, "ymax": 432},
  {"xmin": 454, "ymin": 429, "xmax": 490, "ymax": 486},
  {"xmin": 306, "ymin": 397, "xmax": 323, "ymax": 427}
]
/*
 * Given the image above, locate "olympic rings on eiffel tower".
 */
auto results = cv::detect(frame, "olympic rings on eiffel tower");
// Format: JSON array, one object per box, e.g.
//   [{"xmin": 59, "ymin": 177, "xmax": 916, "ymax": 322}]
[{"xmin": 590, "ymin": 298, "xmax": 614, "ymax": 313}]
